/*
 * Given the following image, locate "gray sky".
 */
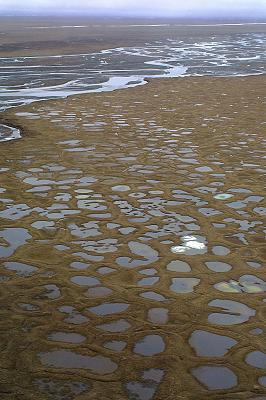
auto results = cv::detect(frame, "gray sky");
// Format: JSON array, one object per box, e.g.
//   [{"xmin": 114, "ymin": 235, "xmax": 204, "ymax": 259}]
[{"xmin": 0, "ymin": 0, "xmax": 265, "ymax": 18}]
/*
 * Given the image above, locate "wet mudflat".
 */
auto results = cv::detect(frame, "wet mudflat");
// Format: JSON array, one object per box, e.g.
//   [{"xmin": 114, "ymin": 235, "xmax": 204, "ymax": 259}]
[{"xmin": 0, "ymin": 75, "xmax": 265, "ymax": 399}]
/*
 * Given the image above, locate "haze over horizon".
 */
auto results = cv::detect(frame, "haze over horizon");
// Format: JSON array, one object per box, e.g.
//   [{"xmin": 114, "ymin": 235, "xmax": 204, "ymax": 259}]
[{"xmin": 0, "ymin": 0, "xmax": 266, "ymax": 19}]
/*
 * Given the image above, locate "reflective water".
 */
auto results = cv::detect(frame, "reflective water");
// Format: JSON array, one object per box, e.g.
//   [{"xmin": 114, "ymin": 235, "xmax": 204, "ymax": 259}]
[
  {"xmin": 1, "ymin": 30, "xmax": 266, "ymax": 141},
  {"xmin": 88, "ymin": 302, "xmax": 129, "ymax": 316},
  {"xmin": 191, "ymin": 365, "xmax": 237, "ymax": 390},
  {"xmin": 171, "ymin": 235, "xmax": 207, "ymax": 255},
  {"xmin": 214, "ymin": 275, "xmax": 266, "ymax": 293},
  {"xmin": 246, "ymin": 351, "xmax": 266, "ymax": 369},
  {"xmin": 3, "ymin": 261, "xmax": 38, "ymax": 276},
  {"xmin": 58, "ymin": 306, "xmax": 89, "ymax": 325},
  {"xmin": 48, "ymin": 332, "xmax": 86, "ymax": 344},
  {"xmin": 0, "ymin": 228, "xmax": 31, "ymax": 257},
  {"xmin": 42, "ymin": 284, "xmax": 61, "ymax": 300},
  {"xmin": 208, "ymin": 299, "xmax": 256, "ymax": 325},
  {"xmin": 249, "ymin": 328, "xmax": 263, "ymax": 335},
  {"xmin": 212, "ymin": 245, "xmax": 231, "ymax": 255},
  {"xmin": 170, "ymin": 277, "xmax": 200, "ymax": 293},
  {"xmin": 0, "ymin": 45, "xmax": 265, "ymax": 398},
  {"xmin": 0, "ymin": 123, "xmax": 21, "ymax": 142},
  {"xmin": 70, "ymin": 275, "xmax": 101, "ymax": 286},
  {"xmin": 39, "ymin": 350, "xmax": 118, "ymax": 374},
  {"xmin": 258, "ymin": 376, "xmax": 266, "ymax": 387},
  {"xmin": 103, "ymin": 340, "xmax": 127, "ymax": 352},
  {"xmin": 134, "ymin": 335, "xmax": 165, "ymax": 356},
  {"xmin": 189, "ymin": 330, "xmax": 237, "ymax": 357},
  {"xmin": 148, "ymin": 308, "xmax": 169, "ymax": 325},
  {"xmin": 166, "ymin": 260, "xmax": 191, "ymax": 272},
  {"xmin": 140, "ymin": 292, "xmax": 168, "ymax": 302},
  {"xmin": 205, "ymin": 261, "xmax": 232, "ymax": 272}
]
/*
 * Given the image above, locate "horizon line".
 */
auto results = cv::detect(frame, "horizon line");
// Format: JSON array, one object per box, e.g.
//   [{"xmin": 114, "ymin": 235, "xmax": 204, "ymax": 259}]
[{"xmin": 1, "ymin": 14, "xmax": 266, "ymax": 21}]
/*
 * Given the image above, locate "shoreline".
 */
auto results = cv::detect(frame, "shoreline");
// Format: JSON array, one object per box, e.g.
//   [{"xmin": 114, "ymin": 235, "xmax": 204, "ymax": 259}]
[
  {"xmin": 1, "ymin": 73, "xmax": 265, "ymax": 143},
  {"xmin": 0, "ymin": 120, "xmax": 22, "ymax": 142}
]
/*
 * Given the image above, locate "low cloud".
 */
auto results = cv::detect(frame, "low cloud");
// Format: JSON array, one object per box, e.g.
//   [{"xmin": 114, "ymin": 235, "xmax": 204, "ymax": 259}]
[{"xmin": 0, "ymin": 0, "xmax": 265, "ymax": 18}]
